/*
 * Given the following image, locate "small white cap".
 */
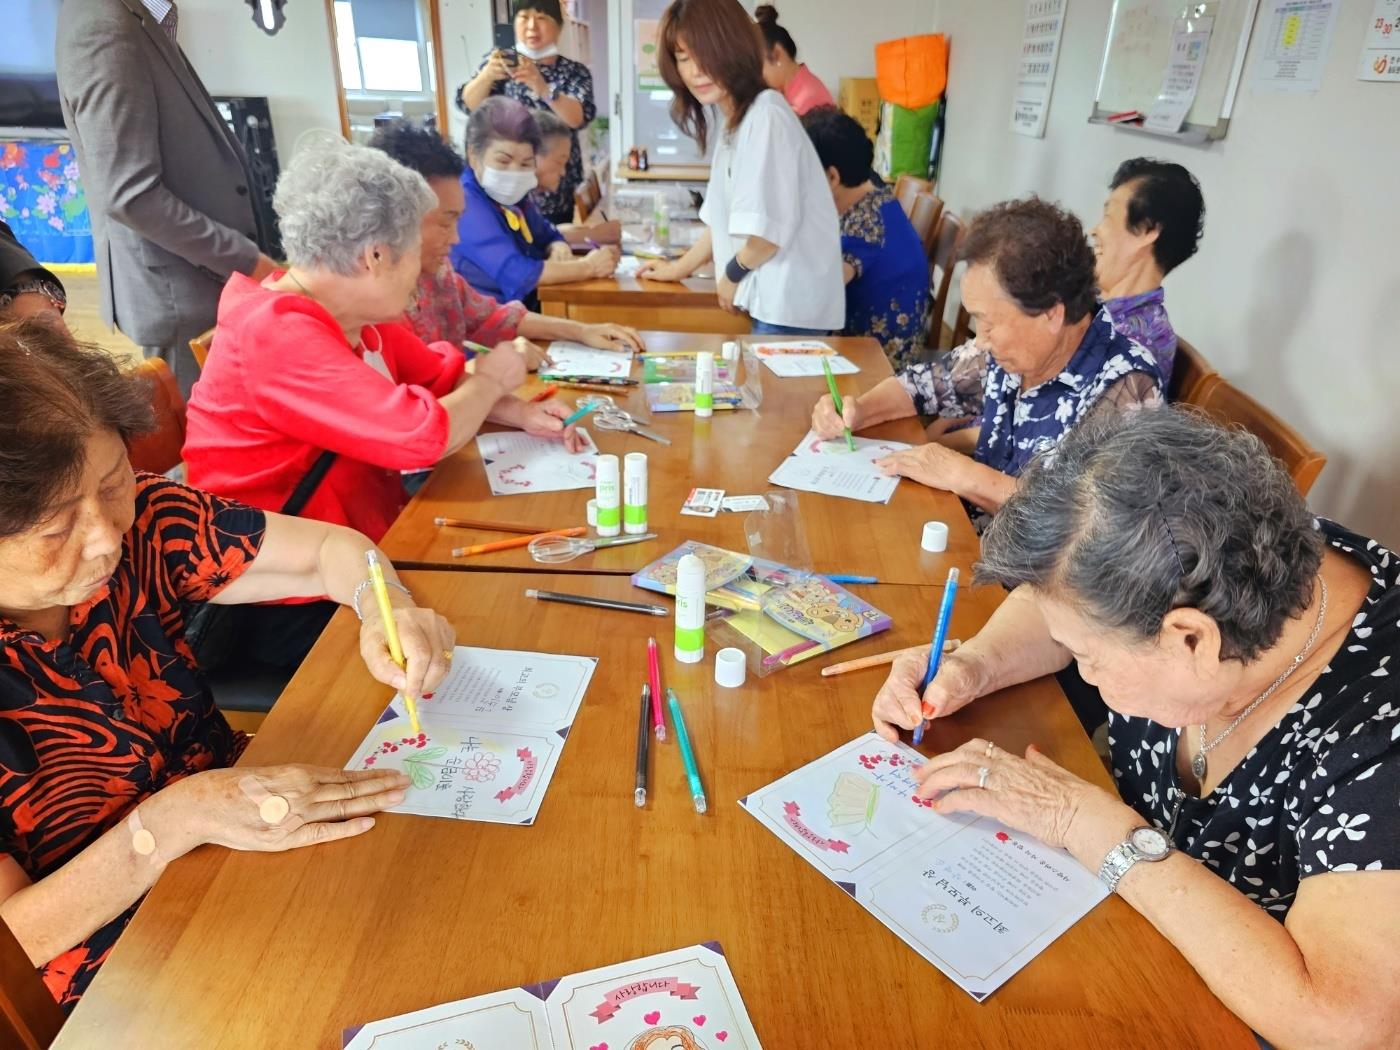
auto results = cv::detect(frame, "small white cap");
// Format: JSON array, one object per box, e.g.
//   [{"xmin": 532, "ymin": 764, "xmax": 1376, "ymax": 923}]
[
  {"xmin": 715, "ymin": 647, "xmax": 747, "ymax": 688},
  {"xmin": 586, "ymin": 499, "xmax": 598, "ymax": 527},
  {"xmin": 921, "ymin": 520, "xmax": 949, "ymax": 553},
  {"xmin": 721, "ymin": 340, "xmax": 740, "ymax": 361}
]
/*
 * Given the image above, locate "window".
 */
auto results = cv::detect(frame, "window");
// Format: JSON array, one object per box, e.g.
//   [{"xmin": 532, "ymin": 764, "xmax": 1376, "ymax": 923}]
[{"xmin": 333, "ymin": 0, "xmax": 436, "ymax": 97}]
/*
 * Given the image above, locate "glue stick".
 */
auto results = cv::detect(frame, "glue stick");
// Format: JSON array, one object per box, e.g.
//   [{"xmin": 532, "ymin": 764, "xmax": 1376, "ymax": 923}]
[
  {"xmin": 675, "ymin": 553, "xmax": 705, "ymax": 663},
  {"xmin": 623, "ymin": 452, "xmax": 648, "ymax": 535},
  {"xmin": 695, "ymin": 351, "xmax": 715, "ymax": 418},
  {"xmin": 595, "ymin": 454, "xmax": 621, "ymax": 537}
]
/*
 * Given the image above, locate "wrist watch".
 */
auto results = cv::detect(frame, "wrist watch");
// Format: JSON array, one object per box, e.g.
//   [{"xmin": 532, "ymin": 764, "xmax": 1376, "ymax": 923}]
[{"xmin": 1097, "ymin": 825, "xmax": 1173, "ymax": 892}]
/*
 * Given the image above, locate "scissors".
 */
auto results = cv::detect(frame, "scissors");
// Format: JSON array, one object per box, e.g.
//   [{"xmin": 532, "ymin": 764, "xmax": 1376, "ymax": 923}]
[
  {"xmin": 578, "ymin": 395, "xmax": 672, "ymax": 446},
  {"xmin": 528, "ymin": 531, "xmax": 658, "ymax": 564}
]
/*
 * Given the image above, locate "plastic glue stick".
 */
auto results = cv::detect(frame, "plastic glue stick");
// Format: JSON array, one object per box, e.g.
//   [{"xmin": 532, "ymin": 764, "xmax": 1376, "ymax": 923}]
[
  {"xmin": 624, "ymin": 452, "xmax": 648, "ymax": 534},
  {"xmin": 694, "ymin": 351, "xmax": 715, "ymax": 418},
  {"xmin": 675, "ymin": 553, "xmax": 705, "ymax": 663},
  {"xmin": 595, "ymin": 454, "xmax": 621, "ymax": 537}
]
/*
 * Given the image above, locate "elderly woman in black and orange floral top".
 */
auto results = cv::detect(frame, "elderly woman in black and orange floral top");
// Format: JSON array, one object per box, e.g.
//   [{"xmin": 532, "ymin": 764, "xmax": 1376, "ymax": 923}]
[{"xmin": 0, "ymin": 320, "xmax": 456, "ymax": 1009}]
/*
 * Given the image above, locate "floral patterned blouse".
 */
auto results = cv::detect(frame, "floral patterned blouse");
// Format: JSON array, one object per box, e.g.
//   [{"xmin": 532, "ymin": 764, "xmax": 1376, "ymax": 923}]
[
  {"xmin": 1103, "ymin": 287, "xmax": 1175, "ymax": 382},
  {"xmin": 1111, "ymin": 521, "xmax": 1400, "ymax": 919},
  {"xmin": 460, "ymin": 52, "xmax": 596, "ymax": 224},
  {"xmin": 0, "ymin": 474, "xmax": 265, "ymax": 1009},
  {"xmin": 839, "ymin": 183, "xmax": 930, "ymax": 371},
  {"xmin": 406, "ymin": 260, "xmax": 527, "ymax": 351}
]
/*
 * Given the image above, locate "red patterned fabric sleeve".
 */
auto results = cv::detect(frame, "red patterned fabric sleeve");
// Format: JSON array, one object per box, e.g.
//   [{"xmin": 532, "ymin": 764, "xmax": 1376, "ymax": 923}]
[
  {"xmin": 459, "ymin": 272, "xmax": 526, "ymax": 346},
  {"xmin": 132, "ymin": 473, "xmax": 266, "ymax": 605}
]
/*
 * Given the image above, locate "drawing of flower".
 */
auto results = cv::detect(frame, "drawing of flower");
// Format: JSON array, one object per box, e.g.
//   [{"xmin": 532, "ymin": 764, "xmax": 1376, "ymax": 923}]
[{"xmin": 463, "ymin": 751, "xmax": 502, "ymax": 782}]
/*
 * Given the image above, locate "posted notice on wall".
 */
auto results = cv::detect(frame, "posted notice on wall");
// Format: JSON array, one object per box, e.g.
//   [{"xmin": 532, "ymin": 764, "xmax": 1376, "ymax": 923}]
[
  {"xmin": 1358, "ymin": 0, "xmax": 1400, "ymax": 81},
  {"xmin": 1010, "ymin": 0, "xmax": 1067, "ymax": 137},
  {"xmin": 1144, "ymin": 14, "xmax": 1214, "ymax": 132},
  {"xmin": 1252, "ymin": 0, "xmax": 1341, "ymax": 93}
]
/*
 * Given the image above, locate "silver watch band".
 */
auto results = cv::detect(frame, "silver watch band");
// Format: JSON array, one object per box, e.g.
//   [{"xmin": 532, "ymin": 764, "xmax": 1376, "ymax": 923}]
[{"xmin": 1098, "ymin": 842, "xmax": 1137, "ymax": 893}]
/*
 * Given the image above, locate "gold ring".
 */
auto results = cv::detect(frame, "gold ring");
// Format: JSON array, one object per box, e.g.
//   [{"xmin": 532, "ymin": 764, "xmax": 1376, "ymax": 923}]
[{"xmin": 442, "ymin": 649, "xmax": 454, "ymax": 661}]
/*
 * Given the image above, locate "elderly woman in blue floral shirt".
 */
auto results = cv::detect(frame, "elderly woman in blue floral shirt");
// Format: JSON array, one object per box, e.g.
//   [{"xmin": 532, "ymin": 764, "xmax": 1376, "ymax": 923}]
[{"xmin": 813, "ymin": 197, "xmax": 1163, "ymax": 529}]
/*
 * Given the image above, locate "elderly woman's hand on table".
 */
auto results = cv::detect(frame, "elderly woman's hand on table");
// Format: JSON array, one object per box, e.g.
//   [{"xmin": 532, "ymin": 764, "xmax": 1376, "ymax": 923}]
[
  {"xmin": 578, "ymin": 322, "xmax": 645, "ymax": 353},
  {"xmin": 876, "ymin": 442, "xmax": 976, "ymax": 493}
]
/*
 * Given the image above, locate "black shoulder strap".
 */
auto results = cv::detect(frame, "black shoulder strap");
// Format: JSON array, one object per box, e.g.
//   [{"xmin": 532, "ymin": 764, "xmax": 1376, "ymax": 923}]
[{"xmin": 278, "ymin": 450, "xmax": 337, "ymax": 518}]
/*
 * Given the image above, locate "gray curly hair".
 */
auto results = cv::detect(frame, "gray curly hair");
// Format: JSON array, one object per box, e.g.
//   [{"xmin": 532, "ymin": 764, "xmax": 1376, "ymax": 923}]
[
  {"xmin": 274, "ymin": 139, "xmax": 435, "ymax": 276},
  {"xmin": 976, "ymin": 407, "xmax": 1323, "ymax": 663}
]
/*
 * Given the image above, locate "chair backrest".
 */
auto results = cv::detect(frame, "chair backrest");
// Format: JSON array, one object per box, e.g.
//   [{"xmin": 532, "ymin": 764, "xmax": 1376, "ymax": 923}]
[
  {"xmin": 1194, "ymin": 378, "xmax": 1327, "ymax": 495},
  {"xmin": 189, "ymin": 326, "xmax": 214, "ymax": 370},
  {"xmin": 127, "ymin": 357, "xmax": 188, "ymax": 475},
  {"xmin": 894, "ymin": 173, "xmax": 931, "ymax": 217},
  {"xmin": 926, "ymin": 211, "xmax": 963, "ymax": 349},
  {"xmin": 908, "ymin": 192, "xmax": 943, "ymax": 258},
  {"xmin": 574, "ymin": 170, "xmax": 602, "ymax": 223},
  {"xmin": 0, "ymin": 917, "xmax": 62, "ymax": 1050},
  {"xmin": 1167, "ymin": 335, "xmax": 1217, "ymax": 405}
]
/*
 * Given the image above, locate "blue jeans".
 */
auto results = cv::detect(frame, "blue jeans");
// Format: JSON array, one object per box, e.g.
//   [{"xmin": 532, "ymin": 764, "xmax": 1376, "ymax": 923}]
[{"xmin": 750, "ymin": 320, "xmax": 832, "ymax": 337}]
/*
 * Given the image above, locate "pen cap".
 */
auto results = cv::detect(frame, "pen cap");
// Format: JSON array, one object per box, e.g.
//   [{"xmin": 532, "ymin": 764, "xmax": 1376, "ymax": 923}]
[
  {"xmin": 674, "ymin": 553, "xmax": 706, "ymax": 663},
  {"xmin": 623, "ymin": 453, "xmax": 648, "ymax": 534},
  {"xmin": 595, "ymin": 454, "xmax": 621, "ymax": 537},
  {"xmin": 694, "ymin": 351, "xmax": 715, "ymax": 417},
  {"xmin": 921, "ymin": 520, "xmax": 948, "ymax": 553}
]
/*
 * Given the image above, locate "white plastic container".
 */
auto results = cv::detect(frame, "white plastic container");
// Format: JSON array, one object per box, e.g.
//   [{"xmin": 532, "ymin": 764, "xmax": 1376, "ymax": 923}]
[
  {"xmin": 623, "ymin": 452, "xmax": 648, "ymax": 535},
  {"xmin": 694, "ymin": 351, "xmax": 715, "ymax": 418},
  {"xmin": 595, "ymin": 454, "xmax": 621, "ymax": 537},
  {"xmin": 674, "ymin": 553, "xmax": 705, "ymax": 663}
]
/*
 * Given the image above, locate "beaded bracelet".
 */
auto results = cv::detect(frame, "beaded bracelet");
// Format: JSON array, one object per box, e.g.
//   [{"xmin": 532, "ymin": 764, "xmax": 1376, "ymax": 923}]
[{"xmin": 352, "ymin": 578, "xmax": 411, "ymax": 621}]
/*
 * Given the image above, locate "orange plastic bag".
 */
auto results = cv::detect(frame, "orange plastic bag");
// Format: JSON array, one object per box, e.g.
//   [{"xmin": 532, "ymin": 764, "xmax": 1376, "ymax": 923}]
[{"xmin": 874, "ymin": 34, "xmax": 948, "ymax": 110}]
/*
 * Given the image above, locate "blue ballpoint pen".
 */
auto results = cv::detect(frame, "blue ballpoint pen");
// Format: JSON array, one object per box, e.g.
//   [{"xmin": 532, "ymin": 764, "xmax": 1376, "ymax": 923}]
[
  {"xmin": 666, "ymin": 687, "xmax": 707, "ymax": 814},
  {"xmin": 913, "ymin": 568, "xmax": 960, "ymax": 746}
]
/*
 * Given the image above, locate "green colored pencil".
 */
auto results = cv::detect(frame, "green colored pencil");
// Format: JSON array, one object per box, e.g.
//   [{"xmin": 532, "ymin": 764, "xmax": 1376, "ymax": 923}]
[{"xmin": 822, "ymin": 356, "xmax": 855, "ymax": 451}]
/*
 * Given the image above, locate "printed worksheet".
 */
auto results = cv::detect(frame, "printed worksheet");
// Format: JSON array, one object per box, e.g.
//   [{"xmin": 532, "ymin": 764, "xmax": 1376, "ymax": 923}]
[
  {"xmin": 343, "ymin": 943, "xmax": 763, "ymax": 1049},
  {"xmin": 615, "ymin": 254, "xmax": 643, "ymax": 277},
  {"xmin": 345, "ymin": 646, "xmax": 597, "ymax": 825},
  {"xmin": 767, "ymin": 429, "xmax": 911, "ymax": 504},
  {"xmin": 748, "ymin": 340, "xmax": 835, "ymax": 356},
  {"xmin": 541, "ymin": 341, "xmax": 636, "ymax": 378},
  {"xmin": 760, "ymin": 354, "xmax": 860, "ymax": 378},
  {"xmin": 477, "ymin": 429, "xmax": 599, "ymax": 496},
  {"xmin": 740, "ymin": 734, "xmax": 1108, "ymax": 1000}
]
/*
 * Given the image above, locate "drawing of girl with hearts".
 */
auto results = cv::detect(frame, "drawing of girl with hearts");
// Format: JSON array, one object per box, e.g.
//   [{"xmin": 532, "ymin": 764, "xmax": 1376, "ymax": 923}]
[{"xmin": 627, "ymin": 1025, "xmax": 706, "ymax": 1050}]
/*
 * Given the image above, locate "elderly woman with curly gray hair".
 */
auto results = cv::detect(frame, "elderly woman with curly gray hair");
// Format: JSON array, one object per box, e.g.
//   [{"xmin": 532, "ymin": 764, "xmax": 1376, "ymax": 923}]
[{"xmin": 873, "ymin": 408, "xmax": 1400, "ymax": 1047}]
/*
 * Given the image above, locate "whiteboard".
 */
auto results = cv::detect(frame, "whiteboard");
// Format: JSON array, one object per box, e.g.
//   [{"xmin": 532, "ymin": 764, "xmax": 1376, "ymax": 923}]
[{"xmin": 1092, "ymin": 0, "xmax": 1259, "ymax": 139}]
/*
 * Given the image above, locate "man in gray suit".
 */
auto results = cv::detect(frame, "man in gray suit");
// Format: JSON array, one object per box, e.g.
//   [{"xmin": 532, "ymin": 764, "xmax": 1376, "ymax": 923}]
[{"xmin": 56, "ymin": 0, "xmax": 279, "ymax": 395}]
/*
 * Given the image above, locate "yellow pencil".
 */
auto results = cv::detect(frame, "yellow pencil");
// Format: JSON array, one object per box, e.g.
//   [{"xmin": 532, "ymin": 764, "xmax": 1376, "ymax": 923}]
[{"xmin": 365, "ymin": 550, "xmax": 422, "ymax": 736}]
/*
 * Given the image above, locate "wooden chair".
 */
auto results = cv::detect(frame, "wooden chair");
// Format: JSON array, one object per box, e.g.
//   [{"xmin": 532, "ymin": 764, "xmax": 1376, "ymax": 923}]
[
  {"xmin": 894, "ymin": 173, "xmax": 931, "ymax": 217},
  {"xmin": 573, "ymin": 171, "xmax": 602, "ymax": 224},
  {"xmin": 126, "ymin": 358, "xmax": 187, "ymax": 475},
  {"xmin": 0, "ymin": 917, "xmax": 62, "ymax": 1050},
  {"xmin": 950, "ymin": 301, "xmax": 973, "ymax": 349},
  {"xmin": 925, "ymin": 211, "xmax": 963, "ymax": 350},
  {"xmin": 188, "ymin": 326, "xmax": 214, "ymax": 370},
  {"xmin": 1194, "ymin": 377, "xmax": 1327, "ymax": 495},
  {"xmin": 908, "ymin": 191, "xmax": 944, "ymax": 258},
  {"xmin": 1167, "ymin": 336, "xmax": 1217, "ymax": 405}
]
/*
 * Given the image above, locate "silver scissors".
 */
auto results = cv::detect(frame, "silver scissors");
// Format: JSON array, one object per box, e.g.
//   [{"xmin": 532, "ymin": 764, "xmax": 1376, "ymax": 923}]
[
  {"xmin": 528, "ymin": 531, "xmax": 658, "ymax": 563},
  {"xmin": 579, "ymin": 394, "xmax": 672, "ymax": 446}
]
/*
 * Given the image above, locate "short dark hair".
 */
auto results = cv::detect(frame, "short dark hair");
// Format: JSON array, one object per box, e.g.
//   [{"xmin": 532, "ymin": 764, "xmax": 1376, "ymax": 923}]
[
  {"xmin": 0, "ymin": 320, "xmax": 154, "ymax": 537},
  {"xmin": 658, "ymin": 0, "xmax": 766, "ymax": 154},
  {"xmin": 755, "ymin": 4, "xmax": 797, "ymax": 59},
  {"xmin": 1109, "ymin": 158, "xmax": 1205, "ymax": 275},
  {"xmin": 369, "ymin": 120, "xmax": 464, "ymax": 180},
  {"xmin": 532, "ymin": 107, "xmax": 573, "ymax": 146},
  {"xmin": 961, "ymin": 197, "xmax": 1098, "ymax": 324},
  {"xmin": 801, "ymin": 106, "xmax": 872, "ymax": 187},
  {"xmin": 464, "ymin": 96, "xmax": 542, "ymax": 158}
]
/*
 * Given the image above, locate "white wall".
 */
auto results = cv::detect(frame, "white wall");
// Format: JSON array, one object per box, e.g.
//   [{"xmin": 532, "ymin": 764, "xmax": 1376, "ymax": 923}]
[{"xmin": 931, "ymin": 0, "xmax": 1400, "ymax": 546}]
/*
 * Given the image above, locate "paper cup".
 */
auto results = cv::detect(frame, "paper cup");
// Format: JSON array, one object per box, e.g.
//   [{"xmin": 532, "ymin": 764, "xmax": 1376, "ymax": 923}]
[
  {"xmin": 715, "ymin": 647, "xmax": 747, "ymax": 688},
  {"xmin": 921, "ymin": 520, "xmax": 949, "ymax": 553}
]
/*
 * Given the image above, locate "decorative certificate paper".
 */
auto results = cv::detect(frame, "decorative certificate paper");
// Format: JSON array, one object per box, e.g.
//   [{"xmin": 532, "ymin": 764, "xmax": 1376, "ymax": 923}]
[
  {"xmin": 345, "ymin": 647, "xmax": 597, "ymax": 825},
  {"xmin": 477, "ymin": 429, "xmax": 599, "ymax": 496},
  {"xmin": 759, "ymin": 354, "xmax": 859, "ymax": 378},
  {"xmin": 541, "ymin": 341, "xmax": 636, "ymax": 379},
  {"xmin": 767, "ymin": 429, "xmax": 911, "ymax": 504},
  {"xmin": 740, "ymin": 734, "xmax": 1109, "ymax": 1000},
  {"xmin": 343, "ymin": 942, "xmax": 762, "ymax": 1049}
]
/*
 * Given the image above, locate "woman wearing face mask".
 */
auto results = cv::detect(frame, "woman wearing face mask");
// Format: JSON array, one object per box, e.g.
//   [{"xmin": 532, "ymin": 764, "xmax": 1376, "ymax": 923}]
[
  {"xmin": 639, "ymin": 0, "xmax": 844, "ymax": 336},
  {"xmin": 458, "ymin": 0, "xmax": 595, "ymax": 225},
  {"xmin": 452, "ymin": 96, "xmax": 618, "ymax": 311}
]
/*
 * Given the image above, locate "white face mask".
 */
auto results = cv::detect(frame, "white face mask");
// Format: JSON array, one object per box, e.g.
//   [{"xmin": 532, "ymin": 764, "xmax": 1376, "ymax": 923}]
[
  {"xmin": 480, "ymin": 164, "xmax": 538, "ymax": 206},
  {"xmin": 515, "ymin": 41, "xmax": 559, "ymax": 60}
]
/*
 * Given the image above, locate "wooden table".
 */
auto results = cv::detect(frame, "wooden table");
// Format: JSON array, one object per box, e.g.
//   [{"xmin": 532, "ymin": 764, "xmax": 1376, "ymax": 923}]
[
  {"xmin": 55, "ymin": 573, "xmax": 1251, "ymax": 1048},
  {"xmin": 379, "ymin": 333, "xmax": 980, "ymax": 585},
  {"xmin": 537, "ymin": 276, "xmax": 750, "ymax": 334}
]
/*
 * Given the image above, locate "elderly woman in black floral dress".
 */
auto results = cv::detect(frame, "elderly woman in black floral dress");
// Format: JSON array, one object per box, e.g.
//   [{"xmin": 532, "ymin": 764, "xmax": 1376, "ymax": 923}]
[
  {"xmin": 459, "ymin": 0, "xmax": 596, "ymax": 225},
  {"xmin": 872, "ymin": 408, "xmax": 1400, "ymax": 1047}
]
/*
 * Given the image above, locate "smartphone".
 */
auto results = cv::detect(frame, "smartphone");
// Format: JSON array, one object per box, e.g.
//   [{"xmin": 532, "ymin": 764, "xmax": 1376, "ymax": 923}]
[{"xmin": 492, "ymin": 24, "xmax": 518, "ymax": 66}]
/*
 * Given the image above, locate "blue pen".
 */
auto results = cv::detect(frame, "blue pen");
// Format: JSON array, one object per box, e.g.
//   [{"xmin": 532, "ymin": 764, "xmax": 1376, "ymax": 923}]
[
  {"xmin": 913, "ymin": 567, "xmax": 960, "ymax": 746},
  {"xmin": 561, "ymin": 402, "xmax": 600, "ymax": 427},
  {"xmin": 825, "ymin": 574, "xmax": 878, "ymax": 585},
  {"xmin": 666, "ymin": 687, "xmax": 707, "ymax": 814}
]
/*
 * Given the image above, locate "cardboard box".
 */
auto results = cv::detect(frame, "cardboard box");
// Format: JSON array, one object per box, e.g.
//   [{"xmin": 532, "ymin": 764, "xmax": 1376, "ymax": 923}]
[{"xmin": 838, "ymin": 77, "xmax": 881, "ymax": 141}]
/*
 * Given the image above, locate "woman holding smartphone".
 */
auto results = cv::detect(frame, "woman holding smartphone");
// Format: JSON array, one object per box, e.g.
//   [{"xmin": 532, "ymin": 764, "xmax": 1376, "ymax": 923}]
[{"xmin": 637, "ymin": 0, "xmax": 844, "ymax": 336}]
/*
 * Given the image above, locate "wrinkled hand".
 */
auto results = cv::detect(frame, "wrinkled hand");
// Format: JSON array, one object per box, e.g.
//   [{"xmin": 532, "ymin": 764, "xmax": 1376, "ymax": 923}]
[
  {"xmin": 580, "ymin": 323, "xmax": 645, "ymax": 352},
  {"xmin": 521, "ymin": 399, "xmax": 588, "ymax": 452},
  {"xmin": 872, "ymin": 647, "xmax": 987, "ymax": 742},
  {"xmin": 877, "ymin": 442, "xmax": 974, "ymax": 495},
  {"xmin": 483, "ymin": 50, "xmax": 513, "ymax": 83},
  {"xmin": 811, "ymin": 393, "xmax": 864, "ymax": 441},
  {"xmin": 716, "ymin": 272, "xmax": 739, "ymax": 314},
  {"xmin": 359, "ymin": 600, "xmax": 457, "ymax": 699},
  {"xmin": 584, "ymin": 245, "xmax": 620, "ymax": 278},
  {"xmin": 636, "ymin": 259, "xmax": 687, "ymax": 282},
  {"xmin": 516, "ymin": 338, "xmax": 551, "ymax": 372},
  {"xmin": 190, "ymin": 765, "xmax": 410, "ymax": 852},
  {"xmin": 912, "ymin": 739, "xmax": 1112, "ymax": 851},
  {"xmin": 475, "ymin": 337, "xmax": 531, "ymax": 392},
  {"xmin": 511, "ymin": 55, "xmax": 550, "ymax": 97}
]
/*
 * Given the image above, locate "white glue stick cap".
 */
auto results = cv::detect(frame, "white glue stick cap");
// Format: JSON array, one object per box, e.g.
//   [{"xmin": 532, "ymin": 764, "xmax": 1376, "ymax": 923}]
[
  {"xmin": 921, "ymin": 521, "xmax": 949, "ymax": 553},
  {"xmin": 715, "ymin": 647, "xmax": 747, "ymax": 687}
]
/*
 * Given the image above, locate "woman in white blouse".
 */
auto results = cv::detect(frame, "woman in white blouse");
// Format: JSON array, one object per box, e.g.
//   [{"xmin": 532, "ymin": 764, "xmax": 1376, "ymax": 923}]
[{"xmin": 637, "ymin": 0, "xmax": 845, "ymax": 336}]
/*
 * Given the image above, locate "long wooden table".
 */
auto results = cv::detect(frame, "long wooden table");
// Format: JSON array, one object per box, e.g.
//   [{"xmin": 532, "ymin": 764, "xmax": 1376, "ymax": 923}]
[
  {"xmin": 380, "ymin": 333, "xmax": 980, "ymax": 584},
  {"xmin": 54, "ymin": 572, "xmax": 1252, "ymax": 1048},
  {"xmin": 537, "ymin": 276, "xmax": 749, "ymax": 334}
]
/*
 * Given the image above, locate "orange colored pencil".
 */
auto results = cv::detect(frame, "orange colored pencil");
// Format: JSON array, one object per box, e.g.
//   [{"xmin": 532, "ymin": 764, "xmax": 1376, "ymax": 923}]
[
  {"xmin": 819, "ymin": 639, "xmax": 960, "ymax": 677},
  {"xmin": 434, "ymin": 517, "xmax": 552, "ymax": 533},
  {"xmin": 530, "ymin": 384, "xmax": 559, "ymax": 402},
  {"xmin": 451, "ymin": 527, "xmax": 585, "ymax": 558}
]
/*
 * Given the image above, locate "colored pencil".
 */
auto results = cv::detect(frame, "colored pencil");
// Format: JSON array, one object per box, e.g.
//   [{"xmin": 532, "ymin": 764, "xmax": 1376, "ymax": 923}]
[
  {"xmin": 365, "ymin": 550, "xmax": 421, "ymax": 736},
  {"xmin": 634, "ymin": 683, "xmax": 650, "ymax": 808},
  {"xmin": 819, "ymin": 639, "xmax": 961, "ymax": 677},
  {"xmin": 451, "ymin": 527, "xmax": 584, "ymax": 558},
  {"xmin": 562, "ymin": 402, "xmax": 601, "ymax": 426},
  {"xmin": 666, "ymin": 687, "xmax": 707, "ymax": 814},
  {"xmin": 825, "ymin": 574, "xmax": 878, "ymax": 584},
  {"xmin": 822, "ymin": 356, "xmax": 856, "ymax": 452},
  {"xmin": 913, "ymin": 568, "xmax": 961, "ymax": 745},
  {"xmin": 525, "ymin": 589, "xmax": 668, "ymax": 617},
  {"xmin": 434, "ymin": 517, "xmax": 552, "ymax": 533},
  {"xmin": 529, "ymin": 384, "xmax": 559, "ymax": 402},
  {"xmin": 646, "ymin": 637, "xmax": 666, "ymax": 742}
]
